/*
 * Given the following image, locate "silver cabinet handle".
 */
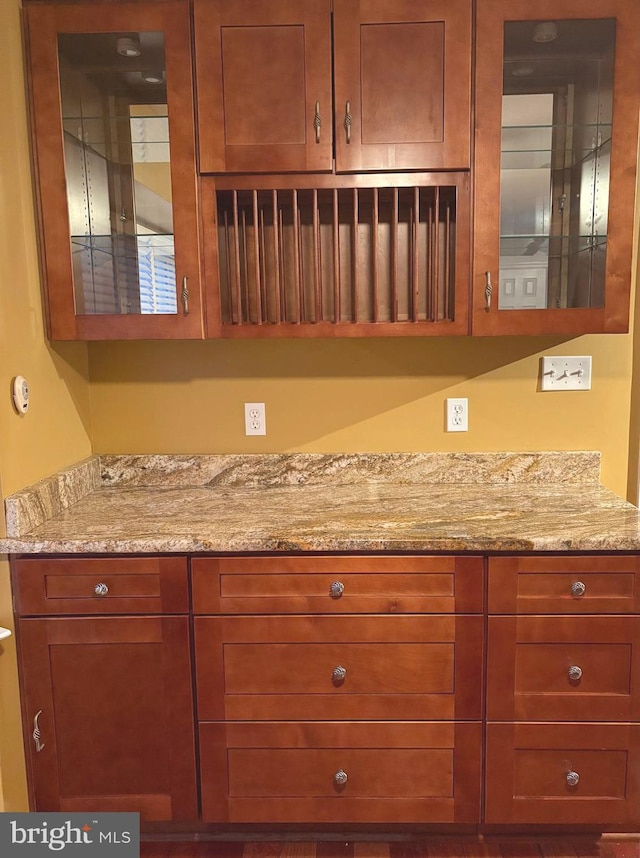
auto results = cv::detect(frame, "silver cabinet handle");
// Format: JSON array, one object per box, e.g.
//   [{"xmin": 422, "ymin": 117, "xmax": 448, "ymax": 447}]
[
  {"xmin": 332, "ymin": 665, "xmax": 347, "ymax": 682},
  {"xmin": 329, "ymin": 581, "xmax": 345, "ymax": 599},
  {"xmin": 344, "ymin": 101, "xmax": 352, "ymax": 144},
  {"xmin": 32, "ymin": 709, "xmax": 45, "ymax": 753},
  {"xmin": 334, "ymin": 769, "xmax": 348, "ymax": 786},
  {"xmin": 94, "ymin": 582, "xmax": 109, "ymax": 597},
  {"xmin": 485, "ymin": 271, "xmax": 493, "ymax": 311},
  {"xmin": 314, "ymin": 101, "xmax": 321, "ymax": 144},
  {"xmin": 568, "ymin": 665, "xmax": 583, "ymax": 681},
  {"xmin": 566, "ymin": 771, "xmax": 580, "ymax": 787},
  {"xmin": 181, "ymin": 275, "xmax": 190, "ymax": 315},
  {"xmin": 571, "ymin": 581, "xmax": 586, "ymax": 597}
]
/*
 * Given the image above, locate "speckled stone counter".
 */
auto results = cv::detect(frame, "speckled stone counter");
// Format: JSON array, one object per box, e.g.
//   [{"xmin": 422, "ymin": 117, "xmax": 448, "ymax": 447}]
[{"xmin": 2, "ymin": 451, "xmax": 640, "ymax": 554}]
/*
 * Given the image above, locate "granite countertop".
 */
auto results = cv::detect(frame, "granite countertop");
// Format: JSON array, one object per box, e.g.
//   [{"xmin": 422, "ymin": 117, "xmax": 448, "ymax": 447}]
[{"xmin": 2, "ymin": 452, "xmax": 640, "ymax": 554}]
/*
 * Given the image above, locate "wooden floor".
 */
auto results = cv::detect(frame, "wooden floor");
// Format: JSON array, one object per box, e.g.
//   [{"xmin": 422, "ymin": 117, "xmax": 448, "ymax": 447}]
[{"xmin": 139, "ymin": 840, "xmax": 640, "ymax": 858}]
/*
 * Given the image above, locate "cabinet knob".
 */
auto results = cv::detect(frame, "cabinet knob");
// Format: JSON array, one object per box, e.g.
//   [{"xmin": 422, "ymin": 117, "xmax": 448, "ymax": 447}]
[
  {"xmin": 566, "ymin": 770, "xmax": 580, "ymax": 787},
  {"xmin": 314, "ymin": 101, "xmax": 321, "ymax": 144},
  {"xmin": 568, "ymin": 665, "xmax": 583, "ymax": 682},
  {"xmin": 332, "ymin": 665, "xmax": 347, "ymax": 682},
  {"xmin": 571, "ymin": 581, "xmax": 586, "ymax": 597},
  {"xmin": 94, "ymin": 582, "xmax": 109, "ymax": 597},
  {"xmin": 334, "ymin": 769, "xmax": 348, "ymax": 786},
  {"xmin": 329, "ymin": 581, "xmax": 345, "ymax": 599},
  {"xmin": 484, "ymin": 271, "xmax": 493, "ymax": 311},
  {"xmin": 344, "ymin": 102, "xmax": 352, "ymax": 144}
]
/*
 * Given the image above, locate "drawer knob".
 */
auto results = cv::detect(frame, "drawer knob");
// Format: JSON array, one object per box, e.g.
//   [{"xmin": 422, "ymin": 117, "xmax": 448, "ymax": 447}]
[
  {"xmin": 332, "ymin": 665, "xmax": 347, "ymax": 682},
  {"xmin": 94, "ymin": 582, "xmax": 109, "ymax": 597},
  {"xmin": 334, "ymin": 769, "xmax": 348, "ymax": 786},
  {"xmin": 329, "ymin": 581, "xmax": 345, "ymax": 599},
  {"xmin": 566, "ymin": 771, "xmax": 580, "ymax": 787},
  {"xmin": 568, "ymin": 665, "xmax": 583, "ymax": 681},
  {"xmin": 571, "ymin": 581, "xmax": 586, "ymax": 597}
]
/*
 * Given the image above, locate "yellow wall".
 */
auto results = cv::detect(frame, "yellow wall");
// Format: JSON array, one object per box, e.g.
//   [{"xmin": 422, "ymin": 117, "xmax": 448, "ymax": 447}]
[
  {"xmin": 89, "ymin": 331, "xmax": 633, "ymax": 498},
  {"xmin": 0, "ymin": 0, "xmax": 92, "ymax": 811}
]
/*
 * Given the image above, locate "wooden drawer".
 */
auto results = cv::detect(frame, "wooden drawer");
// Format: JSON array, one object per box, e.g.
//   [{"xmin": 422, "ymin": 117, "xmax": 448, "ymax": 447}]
[
  {"xmin": 192, "ymin": 555, "xmax": 483, "ymax": 614},
  {"xmin": 485, "ymin": 723, "xmax": 640, "ymax": 824},
  {"xmin": 200, "ymin": 721, "xmax": 481, "ymax": 823},
  {"xmin": 195, "ymin": 614, "xmax": 483, "ymax": 720},
  {"xmin": 488, "ymin": 555, "xmax": 640, "ymax": 614},
  {"xmin": 487, "ymin": 615, "xmax": 640, "ymax": 721},
  {"xmin": 12, "ymin": 557, "xmax": 189, "ymax": 615}
]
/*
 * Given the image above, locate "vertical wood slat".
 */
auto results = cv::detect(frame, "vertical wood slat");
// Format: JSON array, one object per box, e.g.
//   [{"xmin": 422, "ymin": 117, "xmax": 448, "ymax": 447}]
[
  {"xmin": 252, "ymin": 191, "xmax": 262, "ymax": 324},
  {"xmin": 297, "ymin": 206, "xmax": 305, "ymax": 323},
  {"xmin": 391, "ymin": 187, "xmax": 398, "ymax": 322},
  {"xmin": 433, "ymin": 186, "xmax": 440, "ymax": 323},
  {"xmin": 232, "ymin": 191, "xmax": 243, "ymax": 325},
  {"xmin": 241, "ymin": 207, "xmax": 249, "ymax": 322},
  {"xmin": 444, "ymin": 194, "xmax": 451, "ymax": 321},
  {"xmin": 332, "ymin": 189, "xmax": 340, "ymax": 323},
  {"xmin": 223, "ymin": 208, "xmax": 234, "ymax": 324},
  {"xmin": 312, "ymin": 189, "xmax": 321, "ymax": 323},
  {"xmin": 427, "ymin": 195, "xmax": 434, "ymax": 322},
  {"xmin": 278, "ymin": 207, "xmax": 286, "ymax": 322},
  {"xmin": 272, "ymin": 190, "xmax": 281, "ymax": 324},
  {"xmin": 292, "ymin": 189, "xmax": 300, "ymax": 323},
  {"xmin": 372, "ymin": 188, "xmax": 379, "ymax": 323},
  {"xmin": 352, "ymin": 188, "xmax": 358, "ymax": 322},
  {"xmin": 413, "ymin": 186, "xmax": 419, "ymax": 322},
  {"xmin": 259, "ymin": 207, "xmax": 267, "ymax": 322}
]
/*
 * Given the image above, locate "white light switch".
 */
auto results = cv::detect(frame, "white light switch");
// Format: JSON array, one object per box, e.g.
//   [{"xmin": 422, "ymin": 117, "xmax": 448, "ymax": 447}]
[{"xmin": 540, "ymin": 356, "xmax": 592, "ymax": 391}]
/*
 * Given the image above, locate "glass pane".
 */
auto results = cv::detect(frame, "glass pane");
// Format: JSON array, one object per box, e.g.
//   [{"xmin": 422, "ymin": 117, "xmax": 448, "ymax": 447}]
[
  {"xmin": 58, "ymin": 32, "xmax": 177, "ymax": 315},
  {"xmin": 499, "ymin": 19, "xmax": 615, "ymax": 310}
]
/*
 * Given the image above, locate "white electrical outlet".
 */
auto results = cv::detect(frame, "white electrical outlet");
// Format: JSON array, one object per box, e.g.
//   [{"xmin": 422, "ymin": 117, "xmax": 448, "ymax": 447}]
[
  {"xmin": 244, "ymin": 402, "xmax": 266, "ymax": 436},
  {"xmin": 446, "ymin": 398, "xmax": 468, "ymax": 432},
  {"xmin": 540, "ymin": 356, "xmax": 592, "ymax": 391}
]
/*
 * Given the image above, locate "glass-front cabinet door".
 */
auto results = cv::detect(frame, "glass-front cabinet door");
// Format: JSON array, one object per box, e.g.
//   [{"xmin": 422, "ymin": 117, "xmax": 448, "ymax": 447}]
[
  {"xmin": 25, "ymin": 1, "xmax": 203, "ymax": 339},
  {"xmin": 473, "ymin": 0, "xmax": 640, "ymax": 335}
]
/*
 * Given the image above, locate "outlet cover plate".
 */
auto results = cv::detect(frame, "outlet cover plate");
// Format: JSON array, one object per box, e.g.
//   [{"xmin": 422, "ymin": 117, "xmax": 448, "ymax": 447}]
[{"xmin": 540, "ymin": 356, "xmax": 592, "ymax": 391}]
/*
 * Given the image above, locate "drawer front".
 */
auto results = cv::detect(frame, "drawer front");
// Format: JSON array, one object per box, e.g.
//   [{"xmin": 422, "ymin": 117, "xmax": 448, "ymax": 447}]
[
  {"xmin": 12, "ymin": 557, "xmax": 189, "ymax": 615},
  {"xmin": 195, "ymin": 614, "xmax": 483, "ymax": 720},
  {"xmin": 488, "ymin": 556, "xmax": 640, "ymax": 614},
  {"xmin": 192, "ymin": 555, "xmax": 483, "ymax": 614},
  {"xmin": 200, "ymin": 721, "xmax": 481, "ymax": 823},
  {"xmin": 487, "ymin": 615, "xmax": 640, "ymax": 721},
  {"xmin": 485, "ymin": 723, "xmax": 640, "ymax": 824}
]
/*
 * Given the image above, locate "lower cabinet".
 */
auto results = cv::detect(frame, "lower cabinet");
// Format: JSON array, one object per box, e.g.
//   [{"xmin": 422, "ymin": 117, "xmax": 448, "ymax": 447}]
[
  {"xmin": 13, "ymin": 557, "xmax": 198, "ymax": 821},
  {"xmin": 12, "ymin": 551, "xmax": 640, "ymax": 828}
]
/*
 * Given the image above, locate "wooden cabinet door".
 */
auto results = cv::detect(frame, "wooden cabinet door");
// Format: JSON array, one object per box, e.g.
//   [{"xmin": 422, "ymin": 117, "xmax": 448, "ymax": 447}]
[
  {"xmin": 200, "ymin": 721, "xmax": 482, "ymax": 823},
  {"xmin": 486, "ymin": 723, "xmax": 640, "ymax": 824},
  {"xmin": 472, "ymin": 0, "xmax": 640, "ymax": 336},
  {"xmin": 194, "ymin": 0, "xmax": 332, "ymax": 173},
  {"xmin": 18, "ymin": 616, "xmax": 197, "ymax": 820},
  {"xmin": 25, "ymin": 1, "xmax": 203, "ymax": 340},
  {"xmin": 333, "ymin": 0, "xmax": 471, "ymax": 172}
]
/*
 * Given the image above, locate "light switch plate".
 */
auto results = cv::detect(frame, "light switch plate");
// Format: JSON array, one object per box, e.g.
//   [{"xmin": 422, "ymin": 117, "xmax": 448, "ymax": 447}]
[{"xmin": 540, "ymin": 356, "xmax": 592, "ymax": 391}]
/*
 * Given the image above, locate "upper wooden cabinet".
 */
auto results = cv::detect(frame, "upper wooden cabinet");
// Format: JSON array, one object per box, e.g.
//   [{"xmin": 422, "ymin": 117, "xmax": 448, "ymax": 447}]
[
  {"xmin": 472, "ymin": 0, "xmax": 640, "ymax": 335},
  {"xmin": 193, "ymin": 0, "xmax": 471, "ymax": 174},
  {"xmin": 25, "ymin": 0, "xmax": 204, "ymax": 340}
]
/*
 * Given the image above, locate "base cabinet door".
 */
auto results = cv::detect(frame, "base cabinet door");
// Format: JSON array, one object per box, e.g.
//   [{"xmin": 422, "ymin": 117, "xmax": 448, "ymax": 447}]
[
  {"xmin": 200, "ymin": 721, "xmax": 481, "ymax": 822},
  {"xmin": 18, "ymin": 616, "xmax": 197, "ymax": 821},
  {"xmin": 485, "ymin": 723, "xmax": 640, "ymax": 824}
]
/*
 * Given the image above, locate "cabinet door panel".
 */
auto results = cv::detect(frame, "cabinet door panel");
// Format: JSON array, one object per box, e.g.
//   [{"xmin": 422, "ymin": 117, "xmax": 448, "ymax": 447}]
[
  {"xmin": 194, "ymin": 0, "xmax": 332, "ymax": 173},
  {"xmin": 18, "ymin": 616, "xmax": 197, "ymax": 820},
  {"xmin": 334, "ymin": 0, "xmax": 471, "ymax": 171},
  {"xmin": 488, "ymin": 555, "xmax": 640, "ymax": 614},
  {"xmin": 473, "ymin": 0, "xmax": 640, "ymax": 335},
  {"xmin": 25, "ymin": 1, "xmax": 203, "ymax": 340},
  {"xmin": 195, "ymin": 614, "xmax": 483, "ymax": 720},
  {"xmin": 487, "ymin": 615, "xmax": 640, "ymax": 721},
  {"xmin": 200, "ymin": 721, "xmax": 482, "ymax": 822},
  {"xmin": 485, "ymin": 723, "xmax": 640, "ymax": 824}
]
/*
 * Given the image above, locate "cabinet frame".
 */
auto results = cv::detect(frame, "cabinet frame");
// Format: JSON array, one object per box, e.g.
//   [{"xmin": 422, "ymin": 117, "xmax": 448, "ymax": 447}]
[
  {"xmin": 472, "ymin": 0, "xmax": 640, "ymax": 335},
  {"xmin": 24, "ymin": 0, "xmax": 204, "ymax": 340}
]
